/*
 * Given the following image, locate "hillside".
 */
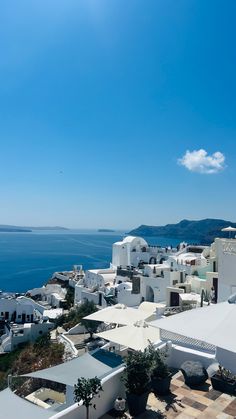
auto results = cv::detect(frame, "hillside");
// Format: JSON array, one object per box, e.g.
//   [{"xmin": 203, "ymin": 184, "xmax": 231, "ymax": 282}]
[
  {"xmin": 0, "ymin": 336, "xmax": 64, "ymax": 390},
  {"xmin": 129, "ymin": 219, "xmax": 236, "ymax": 243}
]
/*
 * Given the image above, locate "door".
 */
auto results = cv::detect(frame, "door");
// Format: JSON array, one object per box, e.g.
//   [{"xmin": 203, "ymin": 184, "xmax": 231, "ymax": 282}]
[
  {"xmin": 146, "ymin": 286, "xmax": 154, "ymax": 302},
  {"xmin": 22, "ymin": 313, "xmax": 26, "ymax": 323},
  {"xmin": 213, "ymin": 278, "xmax": 218, "ymax": 303},
  {"xmin": 170, "ymin": 292, "xmax": 180, "ymax": 307}
]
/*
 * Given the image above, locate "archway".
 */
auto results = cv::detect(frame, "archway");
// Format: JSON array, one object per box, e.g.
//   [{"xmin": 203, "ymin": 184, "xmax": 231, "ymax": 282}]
[
  {"xmin": 146, "ymin": 285, "xmax": 154, "ymax": 302},
  {"xmin": 149, "ymin": 257, "xmax": 157, "ymax": 264}
]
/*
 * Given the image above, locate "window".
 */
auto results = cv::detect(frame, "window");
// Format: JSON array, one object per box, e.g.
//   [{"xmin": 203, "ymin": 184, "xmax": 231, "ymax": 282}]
[
  {"xmin": 18, "ymin": 315, "xmax": 21, "ymax": 318},
  {"xmin": 1, "ymin": 312, "xmax": 3, "ymax": 316}
]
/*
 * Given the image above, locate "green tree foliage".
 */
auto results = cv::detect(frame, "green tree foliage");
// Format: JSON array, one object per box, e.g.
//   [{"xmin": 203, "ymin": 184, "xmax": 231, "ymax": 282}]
[
  {"xmin": 81, "ymin": 318, "xmax": 100, "ymax": 339},
  {"xmin": 34, "ymin": 332, "xmax": 51, "ymax": 350},
  {"xmin": 79, "ymin": 300, "xmax": 101, "ymax": 338},
  {"xmin": 55, "ymin": 300, "xmax": 100, "ymax": 333},
  {"xmin": 65, "ymin": 287, "xmax": 75, "ymax": 309},
  {"xmin": 122, "ymin": 349, "xmax": 152, "ymax": 395},
  {"xmin": 74, "ymin": 376, "xmax": 103, "ymax": 419},
  {"xmin": 148, "ymin": 344, "xmax": 169, "ymax": 379}
]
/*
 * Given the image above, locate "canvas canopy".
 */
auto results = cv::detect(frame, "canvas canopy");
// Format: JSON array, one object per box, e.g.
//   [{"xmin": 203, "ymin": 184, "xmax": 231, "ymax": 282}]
[
  {"xmin": 24, "ymin": 350, "xmax": 123, "ymax": 386},
  {"xmin": 151, "ymin": 302, "xmax": 236, "ymax": 353},
  {"xmin": 95, "ymin": 320, "xmax": 160, "ymax": 351},
  {"xmin": 0, "ymin": 388, "xmax": 52, "ymax": 419}
]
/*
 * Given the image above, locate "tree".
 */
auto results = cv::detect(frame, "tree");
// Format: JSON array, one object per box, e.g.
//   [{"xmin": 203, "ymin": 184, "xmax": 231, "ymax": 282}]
[
  {"xmin": 34, "ymin": 332, "xmax": 51, "ymax": 350},
  {"xmin": 53, "ymin": 299, "xmax": 101, "ymax": 334},
  {"xmin": 77, "ymin": 300, "xmax": 98, "ymax": 318},
  {"xmin": 81, "ymin": 318, "xmax": 100, "ymax": 339},
  {"xmin": 65, "ymin": 286, "xmax": 75, "ymax": 309},
  {"xmin": 79, "ymin": 300, "xmax": 101, "ymax": 339},
  {"xmin": 74, "ymin": 376, "xmax": 103, "ymax": 419}
]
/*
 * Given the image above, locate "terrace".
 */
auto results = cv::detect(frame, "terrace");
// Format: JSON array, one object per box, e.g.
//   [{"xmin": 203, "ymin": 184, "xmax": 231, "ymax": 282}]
[{"xmin": 102, "ymin": 371, "xmax": 236, "ymax": 418}]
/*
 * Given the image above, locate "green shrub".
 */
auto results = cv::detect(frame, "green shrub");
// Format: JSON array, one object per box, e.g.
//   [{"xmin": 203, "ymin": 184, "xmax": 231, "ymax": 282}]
[{"xmin": 122, "ymin": 349, "xmax": 152, "ymax": 395}]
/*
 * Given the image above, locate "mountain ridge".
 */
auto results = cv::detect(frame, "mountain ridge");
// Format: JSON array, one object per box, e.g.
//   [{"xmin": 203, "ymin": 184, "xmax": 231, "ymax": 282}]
[{"xmin": 129, "ymin": 218, "xmax": 236, "ymax": 243}]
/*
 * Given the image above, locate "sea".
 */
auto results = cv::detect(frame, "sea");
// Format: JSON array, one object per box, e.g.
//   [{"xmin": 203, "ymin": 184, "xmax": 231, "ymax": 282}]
[{"xmin": 0, "ymin": 230, "xmax": 184, "ymax": 293}]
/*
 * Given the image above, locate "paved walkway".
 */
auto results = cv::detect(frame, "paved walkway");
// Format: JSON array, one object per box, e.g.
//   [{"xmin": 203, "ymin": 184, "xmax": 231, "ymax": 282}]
[{"xmin": 102, "ymin": 371, "xmax": 236, "ymax": 418}]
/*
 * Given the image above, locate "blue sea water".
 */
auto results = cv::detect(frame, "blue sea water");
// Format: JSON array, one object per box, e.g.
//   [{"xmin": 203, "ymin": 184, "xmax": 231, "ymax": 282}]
[{"xmin": 0, "ymin": 230, "xmax": 183, "ymax": 292}]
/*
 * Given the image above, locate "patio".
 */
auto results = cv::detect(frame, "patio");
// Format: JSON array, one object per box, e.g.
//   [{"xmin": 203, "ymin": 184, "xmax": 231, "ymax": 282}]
[{"xmin": 102, "ymin": 371, "xmax": 236, "ymax": 418}]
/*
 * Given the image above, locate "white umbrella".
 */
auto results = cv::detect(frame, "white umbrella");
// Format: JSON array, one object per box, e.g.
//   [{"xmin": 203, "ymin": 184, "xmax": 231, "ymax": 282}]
[
  {"xmin": 221, "ymin": 226, "xmax": 236, "ymax": 238},
  {"xmin": 95, "ymin": 320, "xmax": 160, "ymax": 351},
  {"xmin": 83, "ymin": 304, "xmax": 150, "ymax": 326}
]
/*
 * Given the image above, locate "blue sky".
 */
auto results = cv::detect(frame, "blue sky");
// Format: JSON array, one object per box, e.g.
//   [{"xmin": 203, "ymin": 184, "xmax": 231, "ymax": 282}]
[{"xmin": 0, "ymin": 0, "xmax": 236, "ymax": 229}]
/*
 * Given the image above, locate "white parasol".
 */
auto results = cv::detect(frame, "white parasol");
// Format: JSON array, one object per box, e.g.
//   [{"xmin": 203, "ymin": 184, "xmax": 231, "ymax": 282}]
[
  {"xmin": 221, "ymin": 226, "xmax": 236, "ymax": 238},
  {"xmin": 95, "ymin": 320, "xmax": 160, "ymax": 351},
  {"xmin": 83, "ymin": 304, "xmax": 150, "ymax": 326}
]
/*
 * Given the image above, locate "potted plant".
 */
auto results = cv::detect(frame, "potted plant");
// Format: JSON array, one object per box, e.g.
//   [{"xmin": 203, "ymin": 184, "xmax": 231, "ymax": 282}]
[
  {"xmin": 74, "ymin": 376, "xmax": 103, "ymax": 419},
  {"xmin": 122, "ymin": 349, "xmax": 151, "ymax": 416},
  {"xmin": 211, "ymin": 365, "xmax": 236, "ymax": 395},
  {"xmin": 149, "ymin": 345, "xmax": 172, "ymax": 395}
]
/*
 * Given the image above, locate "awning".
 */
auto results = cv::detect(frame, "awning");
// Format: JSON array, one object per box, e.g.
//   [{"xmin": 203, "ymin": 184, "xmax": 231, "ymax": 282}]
[
  {"xmin": 151, "ymin": 302, "xmax": 236, "ymax": 353},
  {"xmin": 0, "ymin": 388, "xmax": 52, "ymax": 419},
  {"xmin": 24, "ymin": 350, "xmax": 123, "ymax": 386}
]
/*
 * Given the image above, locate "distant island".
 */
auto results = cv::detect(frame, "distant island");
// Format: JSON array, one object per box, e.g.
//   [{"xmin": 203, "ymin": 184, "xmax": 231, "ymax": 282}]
[
  {"xmin": 97, "ymin": 229, "xmax": 115, "ymax": 233},
  {"xmin": 129, "ymin": 218, "xmax": 236, "ymax": 244},
  {"xmin": 0, "ymin": 227, "xmax": 31, "ymax": 233},
  {"xmin": 0, "ymin": 225, "xmax": 69, "ymax": 233}
]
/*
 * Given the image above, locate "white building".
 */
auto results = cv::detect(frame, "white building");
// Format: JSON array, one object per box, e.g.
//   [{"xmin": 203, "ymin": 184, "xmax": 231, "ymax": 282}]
[
  {"xmin": 166, "ymin": 245, "xmax": 209, "ymax": 276},
  {"xmin": 51, "ymin": 265, "xmax": 84, "ymax": 289},
  {"xmin": 74, "ymin": 268, "xmax": 116, "ymax": 306},
  {"xmin": 112, "ymin": 236, "xmax": 173, "ymax": 268},
  {"xmin": 28, "ymin": 284, "xmax": 67, "ymax": 308},
  {"xmin": 0, "ymin": 296, "xmax": 37, "ymax": 323},
  {"xmin": 0, "ymin": 320, "xmax": 54, "ymax": 352},
  {"xmin": 213, "ymin": 237, "xmax": 236, "ymax": 302},
  {"xmin": 74, "ymin": 238, "xmax": 215, "ymax": 308},
  {"xmin": 151, "ymin": 300, "xmax": 236, "ymax": 374}
]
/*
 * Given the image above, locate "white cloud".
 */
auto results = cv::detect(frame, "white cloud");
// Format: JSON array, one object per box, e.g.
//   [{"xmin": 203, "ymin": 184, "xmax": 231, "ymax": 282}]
[{"xmin": 178, "ymin": 149, "xmax": 225, "ymax": 174}]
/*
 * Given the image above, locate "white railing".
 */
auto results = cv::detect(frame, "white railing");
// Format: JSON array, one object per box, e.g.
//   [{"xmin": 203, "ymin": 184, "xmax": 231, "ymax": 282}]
[
  {"xmin": 58, "ymin": 334, "xmax": 78, "ymax": 358},
  {"xmin": 160, "ymin": 329, "xmax": 215, "ymax": 353}
]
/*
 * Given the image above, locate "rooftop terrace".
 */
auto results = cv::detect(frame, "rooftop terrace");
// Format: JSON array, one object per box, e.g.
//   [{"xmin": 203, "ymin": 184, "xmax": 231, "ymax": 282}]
[{"xmin": 102, "ymin": 371, "xmax": 236, "ymax": 418}]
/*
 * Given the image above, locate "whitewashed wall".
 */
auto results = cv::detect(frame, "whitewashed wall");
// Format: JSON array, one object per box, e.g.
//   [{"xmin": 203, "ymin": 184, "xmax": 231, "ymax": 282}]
[
  {"xmin": 216, "ymin": 238, "xmax": 236, "ymax": 302},
  {"xmin": 167, "ymin": 345, "xmax": 216, "ymax": 369},
  {"xmin": 216, "ymin": 347, "xmax": 236, "ymax": 374},
  {"xmin": 50, "ymin": 368, "xmax": 125, "ymax": 419}
]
